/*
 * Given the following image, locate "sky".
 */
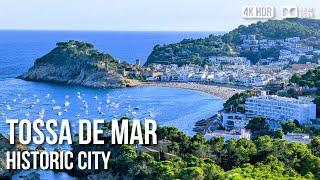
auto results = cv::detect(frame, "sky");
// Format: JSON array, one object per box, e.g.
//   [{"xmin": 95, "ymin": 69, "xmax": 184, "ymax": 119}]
[{"xmin": 0, "ymin": 0, "xmax": 319, "ymax": 31}]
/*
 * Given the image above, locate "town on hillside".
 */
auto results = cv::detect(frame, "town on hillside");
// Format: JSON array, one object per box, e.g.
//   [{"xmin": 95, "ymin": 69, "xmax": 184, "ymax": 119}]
[{"xmin": 141, "ymin": 34, "xmax": 320, "ymax": 144}]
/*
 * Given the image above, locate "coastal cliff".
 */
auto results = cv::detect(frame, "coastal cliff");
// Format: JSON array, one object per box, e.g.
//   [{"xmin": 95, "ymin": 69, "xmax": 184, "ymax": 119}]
[{"xmin": 20, "ymin": 40, "xmax": 140, "ymax": 88}]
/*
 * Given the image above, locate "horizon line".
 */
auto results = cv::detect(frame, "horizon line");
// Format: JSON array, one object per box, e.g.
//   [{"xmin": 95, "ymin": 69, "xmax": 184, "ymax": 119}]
[{"xmin": 0, "ymin": 28, "xmax": 230, "ymax": 33}]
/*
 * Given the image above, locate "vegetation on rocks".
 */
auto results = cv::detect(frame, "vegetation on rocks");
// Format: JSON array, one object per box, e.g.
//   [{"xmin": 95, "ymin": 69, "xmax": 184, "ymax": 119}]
[
  {"xmin": 223, "ymin": 90, "xmax": 258, "ymax": 113},
  {"xmin": 20, "ymin": 40, "xmax": 141, "ymax": 88},
  {"xmin": 145, "ymin": 35, "xmax": 236, "ymax": 67}
]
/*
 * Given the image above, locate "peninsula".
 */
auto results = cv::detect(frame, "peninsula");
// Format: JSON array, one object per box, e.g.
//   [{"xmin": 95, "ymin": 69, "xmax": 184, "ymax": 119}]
[{"xmin": 19, "ymin": 40, "xmax": 141, "ymax": 88}]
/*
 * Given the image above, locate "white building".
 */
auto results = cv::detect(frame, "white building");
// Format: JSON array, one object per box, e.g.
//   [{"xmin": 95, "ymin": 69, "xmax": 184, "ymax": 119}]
[
  {"xmin": 222, "ymin": 112, "xmax": 248, "ymax": 130},
  {"xmin": 245, "ymin": 92, "xmax": 316, "ymax": 125},
  {"xmin": 190, "ymin": 73, "xmax": 207, "ymax": 82},
  {"xmin": 209, "ymin": 56, "xmax": 248, "ymax": 65},
  {"xmin": 206, "ymin": 73, "xmax": 215, "ymax": 81},
  {"xmin": 204, "ymin": 129, "xmax": 251, "ymax": 142},
  {"xmin": 282, "ymin": 133, "xmax": 311, "ymax": 144}
]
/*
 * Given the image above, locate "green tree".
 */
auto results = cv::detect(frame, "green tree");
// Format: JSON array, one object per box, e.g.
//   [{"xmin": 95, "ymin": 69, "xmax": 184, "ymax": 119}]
[
  {"xmin": 274, "ymin": 129, "xmax": 284, "ymax": 139},
  {"xmin": 310, "ymin": 136, "xmax": 320, "ymax": 157},
  {"xmin": 179, "ymin": 167, "xmax": 205, "ymax": 180},
  {"xmin": 245, "ymin": 116, "xmax": 270, "ymax": 139},
  {"xmin": 281, "ymin": 120, "xmax": 301, "ymax": 134},
  {"xmin": 313, "ymin": 96, "xmax": 320, "ymax": 117},
  {"xmin": 223, "ymin": 90, "xmax": 258, "ymax": 113},
  {"xmin": 208, "ymin": 137, "xmax": 224, "ymax": 163},
  {"xmin": 203, "ymin": 164, "xmax": 224, "ymax": 179},
  {"xmin": 167, "ymin": 142, "xmax": 179, "ymax": 153},
  {"xmin": 110, "ymin": 145, "xmax": 138, "ymax": 176},
  {"xmin": 221, "ymin": 139, "xmax": 257, "ymax": 169}
]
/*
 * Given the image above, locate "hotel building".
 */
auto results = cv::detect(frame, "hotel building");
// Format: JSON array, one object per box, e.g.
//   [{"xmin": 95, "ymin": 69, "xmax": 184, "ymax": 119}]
[{"xmin": 245, "ymin": 92, "xmax": 316, "ymax": 126}]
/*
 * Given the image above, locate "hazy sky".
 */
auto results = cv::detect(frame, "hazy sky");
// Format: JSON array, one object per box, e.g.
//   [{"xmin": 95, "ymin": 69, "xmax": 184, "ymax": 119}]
[{"xmin": 0, "ymin": 0, "xmax": 319, "ymax": 31}]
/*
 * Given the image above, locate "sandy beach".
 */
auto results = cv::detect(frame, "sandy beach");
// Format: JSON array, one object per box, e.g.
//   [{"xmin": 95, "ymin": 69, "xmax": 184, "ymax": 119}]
[{"xmin": 142, "ymin": 82, "xmax": 245, "ymax": 100}]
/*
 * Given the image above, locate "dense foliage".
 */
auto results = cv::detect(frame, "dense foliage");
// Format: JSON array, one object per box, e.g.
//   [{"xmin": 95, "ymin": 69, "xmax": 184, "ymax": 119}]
[
  {"xmin": 223, "ymin": 90, "xmax": 258, "ymax": 113},
  {"xmin": 239, "ymin": 47, "xmax": 280, "ymax": 64},
  {"xmin": 223, "ymin": 19, "xmax": 320, "ymax": 44},
  {"xmin": 70, "ymin": 123, "xmax": 320, "ymax": 179},
  {"xmin": 290, "ymin": 67, "xmax": 320, "ymax": 89},
  {"xmin": 36, "ymin": 40, "xmax": 118, "ymax": 66},
  {"xmin": 289, "ymin": 67, "xmax": 320, "ymax": 116},
  {"xmin": 245, "ymin": 116, "xmax": 270, "ymax": 139},
  {"xmin": 145, "ymin": 35, "xmax": 236, "ymax": 67},
  {"xmin": 145, "ymin": 19, "xmax": 320, "ymax": 66}
]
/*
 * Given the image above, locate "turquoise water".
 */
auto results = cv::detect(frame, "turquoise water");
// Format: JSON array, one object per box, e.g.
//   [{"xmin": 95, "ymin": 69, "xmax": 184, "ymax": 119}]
[
  {"xmin": 0, "ymin": 79, "xmax": 223, "ymax": 143},
  {"xmin": 0, "ymin": 31, "xmax": 224, "ymax": 179}
]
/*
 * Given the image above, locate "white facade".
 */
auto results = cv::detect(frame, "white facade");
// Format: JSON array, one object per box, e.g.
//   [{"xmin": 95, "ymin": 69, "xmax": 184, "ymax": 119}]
[
  {"xmin": 204, "ymin": 129, "xmax": 251, "ymax": 142},
  {"xmin": 209, "ymin": 56, "xmax": 248, "ymax": 65},
  {"xmin": 282, "ymin": 133, "xmax": 311, "ymax": 144},
  {"xmin": 245, "ymin": 94, "xmax": 316, "ymax": 125}
]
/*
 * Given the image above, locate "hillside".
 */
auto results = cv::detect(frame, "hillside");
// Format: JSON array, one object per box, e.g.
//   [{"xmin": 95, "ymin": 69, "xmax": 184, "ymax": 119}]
[
  {"xmin": 223, "ymin": 18, "xmax": 320, "ymax": 44},
  {"xmin": 289, "ymin": 67, "xmax": 320, "ymax": 117},
  {"xmin": 20, "ymin": 40, "xmax": 140, "ymax": 88},
  {"xmin": 144, "ymin": 35, "xmax": 237, "ymax": 67},
  {"xmin": 145, "ymin": 18, "xmax": 320, "ymax": 66}
]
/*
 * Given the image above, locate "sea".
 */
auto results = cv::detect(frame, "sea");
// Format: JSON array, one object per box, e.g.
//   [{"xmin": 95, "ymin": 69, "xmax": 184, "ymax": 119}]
[{"xmin": 0, "ymin": 31, "xmax": 225, "ymax": 179}]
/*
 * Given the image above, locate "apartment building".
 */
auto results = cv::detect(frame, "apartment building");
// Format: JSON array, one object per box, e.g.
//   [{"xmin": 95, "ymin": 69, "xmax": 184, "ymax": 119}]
[{"xmin": 245, "ymin": 92, "xmax": 316, "ymax": 125}]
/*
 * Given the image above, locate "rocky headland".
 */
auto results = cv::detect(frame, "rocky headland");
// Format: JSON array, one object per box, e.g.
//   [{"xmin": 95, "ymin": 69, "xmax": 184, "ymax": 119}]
[{"xmin": 19, "ymin": 40, "xmax": 141, "ymax": 88}]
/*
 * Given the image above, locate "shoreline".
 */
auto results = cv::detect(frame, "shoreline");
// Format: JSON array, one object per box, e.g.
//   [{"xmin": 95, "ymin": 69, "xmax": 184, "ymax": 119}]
[{"xmin": 142, "ymin": 82, "xmax": 245, "ymax": 100}]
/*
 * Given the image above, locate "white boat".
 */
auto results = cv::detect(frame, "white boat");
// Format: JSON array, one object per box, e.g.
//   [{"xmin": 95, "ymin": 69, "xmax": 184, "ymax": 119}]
[
  {"xmin": 77, "ymin": 92, "xmax": 82, "ymax": 99},
  {"xmin": 6, "ymin": 105, "xmax": 11, "ymax": 110},
  {"xmin": 57, "ymin": 112, "xmax": 62, "ymax": 116},
  {"xmin": 53, "ymin": 106, "xmax": 61, "ymax": 110},
  {"xmin": 97, "ymin": 107, "xmax": 103, "ymax": 114},
  {"xmin": 64, "ymin": 101, "xmax": 70, "ymax": 107}
]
